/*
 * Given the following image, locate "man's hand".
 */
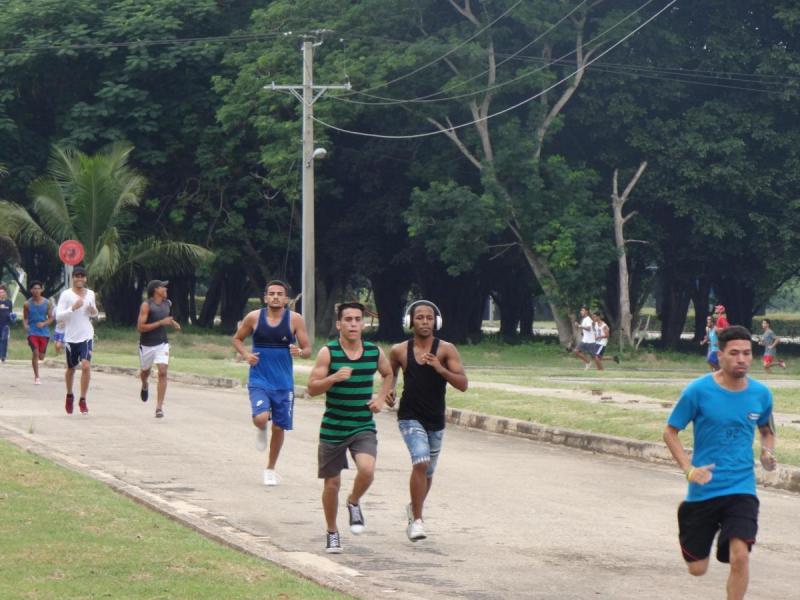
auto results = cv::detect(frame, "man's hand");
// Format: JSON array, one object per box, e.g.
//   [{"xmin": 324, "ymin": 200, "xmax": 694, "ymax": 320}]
[
  {"xmin": 368, "ymin": 395, "xmax": 385, "ymax": 413},
  {"xmin": 761, "ymin": 448, "xmax": 777, "ymax": 472},
  {"xmin": 244, "ymin": 351, "xmax": 260, "ymax": 366},
  {"xmin": 72, "ymin": 298, "xmax": 84, "ymax": 311},
  {"xmin": 35, "ymin": 321, "xmax": 46, "ymax": 328},
  {"xmin": 687, "ymin": 463, "xmax": 715, "ymax": 485},
  {"xmin": 421, "ymin": 352, "xmax": 442, "ymax": 372},
  {"xmin": 385, "ymin": 389, "xmax": 397, "ymax": 408},
  {"xmin": 289, "ymin": 344, "xmax": 303, "ymax": 357},
  {"xmin": 331, "ymin": 367, "xmax": 353, "ymax": 382}
]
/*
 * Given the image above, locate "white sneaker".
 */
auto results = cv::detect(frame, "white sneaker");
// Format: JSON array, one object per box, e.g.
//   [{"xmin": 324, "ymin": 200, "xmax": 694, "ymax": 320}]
[
  {"xmin": 584, "ymin": 362, "xmax": 591, "ymax": 370},
  {"xmin": 255, "ymin": 427, "xmax": 267, "ymax": 452},
  {"xmin": 263, "ymin": 469, "xmax": 280, "ymax": 486},
  {"xmin": 407, "ymin": 518, "xmax": 427, "ymax": 542},
  {"xmin": 34, "ymin": 377, "xmax": 41, "ymax": 385}
]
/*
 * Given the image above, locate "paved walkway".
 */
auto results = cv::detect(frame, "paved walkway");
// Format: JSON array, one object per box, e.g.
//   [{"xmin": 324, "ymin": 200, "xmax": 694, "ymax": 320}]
[{"xmin": 0, "ymin": 364, "xmax": 799, "ymax": 599}]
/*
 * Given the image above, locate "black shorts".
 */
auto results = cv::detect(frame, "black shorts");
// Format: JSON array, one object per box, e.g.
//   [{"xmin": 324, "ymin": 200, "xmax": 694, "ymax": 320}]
[
  {"xmin": 65, "ymin": 340, "xmax": 93, "ymax": 369},
  {"xmin": 677, "ymin": 494, "xmax": 759, "ymax": 564}
]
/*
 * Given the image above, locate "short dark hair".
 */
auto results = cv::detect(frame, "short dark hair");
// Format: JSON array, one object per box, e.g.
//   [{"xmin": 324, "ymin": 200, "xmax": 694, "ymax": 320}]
[
  {"xmin": 264, "ymin": 280, "xmax": 289, "ymax": 294},
  {"xmin": 762, "ymin": 318, "xmax": 771, "ymax": 326},
  {"xmin": 336, "ymin": 301, "xmax": 365, "ymax": 320},
  {"xmin": 410, "ymin": 301, "xmax": 438, "ymax": 320},
  {"xmin": 718, "ymin": 325, "xmax": 752, "ymax": 350},
  {"xmin": 30, "ymin": 280, "xmax": 43, "ymax": 288}
]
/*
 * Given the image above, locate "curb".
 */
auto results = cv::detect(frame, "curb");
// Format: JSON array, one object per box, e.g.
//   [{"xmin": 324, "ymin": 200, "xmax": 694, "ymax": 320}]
[{"xmin": 444, "ymin": 407, "xmax": 800, "ymax": 495}]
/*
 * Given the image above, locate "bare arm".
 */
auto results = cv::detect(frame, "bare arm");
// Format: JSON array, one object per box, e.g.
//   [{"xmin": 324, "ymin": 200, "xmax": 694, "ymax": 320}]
[
  {"xmin": 759, "ymin": 424, "xmax": 777, "ymax": 471},
  {"xmin": 307, "ymin": 347, "xmax": 351, "ymax": 396},
  {"xmin": 367, "ymin": 348, "xmax": 394, "ymax": 413},
  {"xmin": 232, "ymin": 311, "xmax": 259, "ymax": 366},
  {"xmin": 386, "ymin": 343, "xmax": 405, "ymax": 407},
  {"xmin": 663, "ymin": 425, "xmax": 714, "ymax": 484},
  {"xmin": 425, "ymin": 342, "xmax": 468, "ymax": 392},
  {"xmin": 289, "ymin": 312, "xmax": 312, "ymax": 358},
  {"xmin": 23, "ymin": 301, "xmax": 30, "ymax": 330}
]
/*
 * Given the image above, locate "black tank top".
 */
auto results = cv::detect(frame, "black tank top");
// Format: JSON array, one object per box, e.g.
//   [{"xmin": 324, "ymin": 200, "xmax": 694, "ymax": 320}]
[
  {"xmin": 140, "ymin": 299, "xmax": 171, "ymax": 346},
  {"xmin": 397, "ymin": 338, "xmax": 448, "ymax": 431}
]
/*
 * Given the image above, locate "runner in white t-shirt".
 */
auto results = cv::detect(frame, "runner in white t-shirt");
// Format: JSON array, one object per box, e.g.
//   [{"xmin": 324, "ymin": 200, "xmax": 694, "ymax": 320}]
[
  {"xmin": 573, "ymin": 306, "xmax": 596, "ymax": 370},
  {"xmin": 55, "ymin": 266, "xmax": 98, "ymax": 415}
]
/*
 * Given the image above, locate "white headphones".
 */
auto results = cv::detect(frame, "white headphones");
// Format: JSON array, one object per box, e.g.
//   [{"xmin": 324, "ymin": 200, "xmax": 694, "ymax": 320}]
[{"xmin": 403, "ymin": 300, "xmax": 443, "ymax": 331}]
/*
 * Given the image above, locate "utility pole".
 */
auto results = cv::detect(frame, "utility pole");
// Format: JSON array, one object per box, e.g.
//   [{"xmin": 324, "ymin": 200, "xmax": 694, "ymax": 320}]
[{"xmin": 268, "ymin": 39, "xmax": 350, "ymax": 342}]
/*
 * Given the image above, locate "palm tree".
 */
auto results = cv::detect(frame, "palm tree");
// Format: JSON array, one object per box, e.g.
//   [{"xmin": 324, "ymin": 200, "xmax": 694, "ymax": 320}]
[{"xmin": 0, "ymin": 143, "xmax": 210, "ymax": 322}]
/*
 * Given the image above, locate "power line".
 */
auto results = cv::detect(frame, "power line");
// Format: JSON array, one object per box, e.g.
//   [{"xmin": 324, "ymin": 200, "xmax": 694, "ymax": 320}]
[
  {"xmin": 329, "ymin": 0, "xmax": 655, "ymax": 106},
  {"xmin": 336, "ymin": 0, "xmax": 525, "ymax": 97},
  {"xmin": 313, "ymin": 0, "xmax": 680, "ymax": 140}
]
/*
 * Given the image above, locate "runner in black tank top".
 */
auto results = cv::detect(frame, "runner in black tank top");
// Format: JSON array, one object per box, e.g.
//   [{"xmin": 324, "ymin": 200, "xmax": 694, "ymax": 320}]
[{"xmin": 389, "ymin": 301, "xmax": 468, "ymax": 542}]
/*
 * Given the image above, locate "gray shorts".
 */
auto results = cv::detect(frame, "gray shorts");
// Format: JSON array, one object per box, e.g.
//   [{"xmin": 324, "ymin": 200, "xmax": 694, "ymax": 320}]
[
  {"xmin": 578, "ymin": 342, "xmax": 597, "ymax": 354},
  {"xmin": 317, "ymin": 430, "xmax": 378, "ymax": 479}
]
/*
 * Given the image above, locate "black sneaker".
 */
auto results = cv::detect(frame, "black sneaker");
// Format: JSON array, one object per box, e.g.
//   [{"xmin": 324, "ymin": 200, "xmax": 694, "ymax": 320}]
[
  {"xmin": 140, "ymin": 386, "xmax": 149, "ymax": 402},
  {"xmin": 613, "ymin": 355, "xmax": 621, "ymax": 364},
  {"xmin": 325, "ymin": 531, "xmax": 342, "ymax": 554},
  {"xmin": 347, "ymin": 502, "xmax": 365, "ymax": 534}
]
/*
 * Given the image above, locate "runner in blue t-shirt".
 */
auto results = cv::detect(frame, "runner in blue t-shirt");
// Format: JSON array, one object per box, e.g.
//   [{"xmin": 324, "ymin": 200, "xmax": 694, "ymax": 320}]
[
  {"xmin": 663, "ymin": 325, "xmax": 776, "ymax": 600},
  {"xmin": 233, "ymin": 280, "xmax": 311, "ymax": 486}
]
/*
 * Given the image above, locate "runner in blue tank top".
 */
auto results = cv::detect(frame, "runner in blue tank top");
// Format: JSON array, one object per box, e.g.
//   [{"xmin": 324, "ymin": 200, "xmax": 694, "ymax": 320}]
[
  {"xmin": 233, "ymin": 280, "xmax": 311, "ymax": 486},
  {"xmin": 23, "ymin": 280, "xmax": 54, "ymax": 385},
  {"xmin": 663, "ymin": 325, "xmax": 777, "ymax": 599}
]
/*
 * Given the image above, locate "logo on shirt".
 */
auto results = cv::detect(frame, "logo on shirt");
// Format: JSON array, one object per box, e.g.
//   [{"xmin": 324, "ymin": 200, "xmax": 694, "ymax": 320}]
[
  {"xmin": 256, "ymin": 400, "xmax": 264, "ymax": 407},
  {"xmin": 747, "ymin": 412, "xmax": 760, "ymax": 422},
  {"xmin": 282, "ymin": 336, "xmax": 289, "ymax": 342}
]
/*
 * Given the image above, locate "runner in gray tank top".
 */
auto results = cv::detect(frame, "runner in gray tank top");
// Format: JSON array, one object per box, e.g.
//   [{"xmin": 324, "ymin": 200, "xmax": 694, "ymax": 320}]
[
  {"xmin": 136, "ymin": 280, "xmax": 181, "ymax": 418},
  {"xmin": 389, "ymin": 300, "xmax": 467, "ymax": 542}
]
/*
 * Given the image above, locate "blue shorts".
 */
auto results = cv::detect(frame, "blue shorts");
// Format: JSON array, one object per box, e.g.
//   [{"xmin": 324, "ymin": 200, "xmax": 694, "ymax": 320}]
[
  {"xmin": 248, "ymin": 386, "xmax": 294, "ymax": 430},
  {"xmin": 707, "ymin": 350, "xmax": 719, "ymax": 367},
  {"xmin": 65, "ymin": 340, "xmax": 93, "ymax": 369},
  {"xmin": 53, "ymin": 331, "xmax": 65, "ymax": 343},
  {"xmin": 398, "ymin": 419, "xmax": 444, "ymax": 478}
]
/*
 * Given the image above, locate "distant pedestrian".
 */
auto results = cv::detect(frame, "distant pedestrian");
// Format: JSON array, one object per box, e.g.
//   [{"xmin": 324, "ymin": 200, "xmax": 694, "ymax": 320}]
[
  {"xmin": 700, "ymin": 315, "xmax": 713, "ymax": 348},
  {"xmin": 307, "ymin": 301, "xmax": 393, "ymax": 554},
  {"xmin": 23, "ymin": 280, "xmax": 54, "ymax": 384},
  {"xmin": 0, "ymin": 284, "xmax": 15, "ymax": 364},
  {"xmin": 758, "ymin": 319, "xmax": 786, "ymax": 373},
  {"xmin": 663, "ymin": 325, "xmax": 776, "ymax": 600},
  {"xmin": 137, "ymin": 280, "xmax": 181, "ymax": 418},
  {"xmin": 591, "ymin": 311, "xmax": 620, "ymax": 368},
  {"xmin": 706, "ymin": 323, "xmax": 720, "ymax": 372},
  {"xmin": 233, "ymin": 280, "xmax": 311, "ymax": 486},
  {"xmin": 714, "ymin": 304, "xmax": 730, "ymax": 330},
  {"xmin": 388, "ymin": 301, "xmax": 468, "ymax": 542},
  {"xmin": 55, "ymin": 266, "xmax": 98, "ymax": 414},
  {"xmin": 573, "ymin": 306, "xmax": 596, "ymax": 370}
]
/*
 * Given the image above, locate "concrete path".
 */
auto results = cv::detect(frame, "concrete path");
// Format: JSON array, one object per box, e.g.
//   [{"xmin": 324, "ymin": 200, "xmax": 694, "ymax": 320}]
[{"xmin": 0, "ymin": 364, "xmax": 798, "ymax": 599}]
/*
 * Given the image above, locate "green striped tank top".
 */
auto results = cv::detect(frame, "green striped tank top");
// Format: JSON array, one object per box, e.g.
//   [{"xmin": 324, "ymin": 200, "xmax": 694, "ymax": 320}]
[{"xmin": 320, "ymin": 340, "xmax": 379, "ymax": 444}]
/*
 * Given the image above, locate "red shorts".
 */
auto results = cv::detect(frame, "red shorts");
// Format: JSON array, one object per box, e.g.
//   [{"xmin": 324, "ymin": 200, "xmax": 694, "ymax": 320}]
[
  {"xmin": 763, "ymin": 355, "xmax": 775, "ymax": 366},
  {"xmin": 27, "ymin": 335, "xmax": 49, "ymax": 355}
]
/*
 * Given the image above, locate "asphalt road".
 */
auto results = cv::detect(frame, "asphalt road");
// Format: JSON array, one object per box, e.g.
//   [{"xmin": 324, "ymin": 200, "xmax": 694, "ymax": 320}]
[{"xmin": 0, "ymin": 363, "xmax": 798, "ymax": 600}]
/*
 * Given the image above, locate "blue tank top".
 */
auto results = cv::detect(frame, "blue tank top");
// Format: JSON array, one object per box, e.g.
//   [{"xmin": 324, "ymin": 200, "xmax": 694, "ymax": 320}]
[
  {"xmin": 27, "ymin": 299, "xmax": 51, "ymax": 337},
  {"xmin": 249, "ymin": 308, "xmax": 294, "ymax": 390}
]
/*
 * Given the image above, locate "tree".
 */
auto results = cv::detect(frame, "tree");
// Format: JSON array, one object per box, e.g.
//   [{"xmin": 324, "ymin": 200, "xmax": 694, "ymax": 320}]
[{"xmin": 0, "ymin": 143, "xmax": 209, "ymax": 323}]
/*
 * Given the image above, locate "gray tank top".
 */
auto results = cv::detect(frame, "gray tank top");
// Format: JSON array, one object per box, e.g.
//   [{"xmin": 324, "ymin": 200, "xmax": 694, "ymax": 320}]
[{"xmin": 139, "ymin": 299, "xmax": 171, "ymax": 347}]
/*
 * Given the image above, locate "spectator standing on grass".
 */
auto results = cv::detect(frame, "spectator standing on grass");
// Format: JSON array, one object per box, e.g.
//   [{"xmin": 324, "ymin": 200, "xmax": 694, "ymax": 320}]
[
  {"xmin": 23, "ymin": 280, "xmax": 53, "ymax": 384},
  {"xmin": 0, "ymin": 284, "xmax": 16, "ymax": 364},
  {"xmin": 758, "ymin": 319, "xmax": 786, "ymax": 373},
  {"xmin": 715, "ymin": 304, "xmax": 730, "ymax": 331}
]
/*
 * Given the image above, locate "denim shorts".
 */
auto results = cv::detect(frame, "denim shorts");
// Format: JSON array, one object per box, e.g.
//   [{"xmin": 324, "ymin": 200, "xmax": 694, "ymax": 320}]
[{"xmin": 398, "ymin": 419, "xmax": 444, "ymax": 478}]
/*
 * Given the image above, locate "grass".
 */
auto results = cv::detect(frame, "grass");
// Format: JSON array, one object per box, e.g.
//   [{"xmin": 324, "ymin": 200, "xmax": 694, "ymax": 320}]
[{"xmin": 0, "ymin": 440, "xmax": 352, "ymax": 600}]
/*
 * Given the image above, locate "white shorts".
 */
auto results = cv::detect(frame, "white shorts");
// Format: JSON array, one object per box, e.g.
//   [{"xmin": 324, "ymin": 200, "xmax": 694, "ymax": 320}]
[{"xmin": 139, "ymin": 343, "xmax": 170, "ymax": 370}]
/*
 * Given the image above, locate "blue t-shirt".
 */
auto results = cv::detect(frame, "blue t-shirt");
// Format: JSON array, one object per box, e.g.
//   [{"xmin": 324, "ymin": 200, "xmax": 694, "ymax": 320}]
[
  {"xmin": 248, "ymin": 308, "xmax": 294, "ymax": 390},
  {"xmin": 667, "ymin": 373, "xmax": 772, "ymax": 502}
]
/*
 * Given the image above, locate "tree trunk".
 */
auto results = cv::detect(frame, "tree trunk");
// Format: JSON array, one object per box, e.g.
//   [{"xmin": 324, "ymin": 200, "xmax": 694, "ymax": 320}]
[
  {"xmin": 712, "ymin": 278, "xmax": 755, "ymax": 328},
  {"xmin": 689, "ymin": 277, "xmax": 711, "ymax": 342},
  {"xmin": 101, "ymin": 274, "xmax": 145, "ymax": 325},
  {"xmin": 219, "ymin": 269, "xmax": 251, "ymax": 334},
  {"xmin": 168, "ymin": 275, "xmax": 193, "ymax": 324},
  {"xmin": 371, "ymin": 270, "xmax": 408, "ymax": 342},
  {"xmin": 657, "ymin": 278, "xmax": 691, "ymax": 349},
  {"xmin": 420, "ymin": 270, "xmax": 486, "ymax": 344},
  {"xmin": 198, "ymin": 270, "xmax": 223, "ymax": 328},
  {"xmin": 520, "ymin": 295, "xmax": 534, "ymax": 338}
]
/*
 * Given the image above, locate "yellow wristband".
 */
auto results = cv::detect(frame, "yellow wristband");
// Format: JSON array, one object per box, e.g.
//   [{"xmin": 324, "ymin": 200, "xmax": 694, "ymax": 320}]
[{"xmin": 685, "ymin": 467, "xmax": 695, "ymax": 482}]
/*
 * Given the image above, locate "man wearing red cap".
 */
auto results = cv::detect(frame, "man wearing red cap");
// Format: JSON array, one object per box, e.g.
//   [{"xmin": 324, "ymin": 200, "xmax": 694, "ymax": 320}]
[{"xmin": 714, "ymin": 305, "xmax": 729, "ymax": 331}]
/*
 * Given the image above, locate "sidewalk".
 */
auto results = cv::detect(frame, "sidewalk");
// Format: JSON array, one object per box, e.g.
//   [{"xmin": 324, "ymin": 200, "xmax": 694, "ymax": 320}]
[{"xmin": 1, "ymin": 364, "xmax": 799, "ymax": 599}]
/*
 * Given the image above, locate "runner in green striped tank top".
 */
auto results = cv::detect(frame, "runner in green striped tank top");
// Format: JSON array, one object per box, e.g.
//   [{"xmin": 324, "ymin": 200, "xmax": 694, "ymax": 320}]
[{"xmin": 307, "ymin": 302, "xmax": 393, "ymax": 554}]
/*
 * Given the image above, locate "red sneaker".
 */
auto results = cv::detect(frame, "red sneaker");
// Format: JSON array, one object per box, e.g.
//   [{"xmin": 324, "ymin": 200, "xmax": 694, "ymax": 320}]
[
  {"xmin": 65, "ymin": 394, "xmax": 74, "ymax": 414},
  {"xmin": 78, "ymin": 398, "xmax": 88, "ymax": 415}
]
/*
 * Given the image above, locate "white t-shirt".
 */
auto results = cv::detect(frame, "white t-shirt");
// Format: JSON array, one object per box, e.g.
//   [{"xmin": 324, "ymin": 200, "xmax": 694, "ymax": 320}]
[
  {"xmin": 580, "ymin": 316, "xmax": 595, "ymax": 344},
  {"xmin": 56, "ymin": 288, "xmax": 97, "ymax": 343},
  {"xmin": 594, "ymin": 321, "xmax": 609, "ymax": 347}
]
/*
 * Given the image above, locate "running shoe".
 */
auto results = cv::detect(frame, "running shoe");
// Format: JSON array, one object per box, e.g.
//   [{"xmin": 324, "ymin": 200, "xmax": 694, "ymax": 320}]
[
  {"xmin": 155, "ymin": 408, "xmax": 164, "ymax": 418},
  {"xmin": 65, "ymin": 393, "xmax": 74, "ymax": 414},
  {"xmin": 78, "ymin": 398, "xmax": 88, "ymax": 415},
  {"xmin": 325, "ymin": 531, "xmax": 342, "ymax": 554},
  {"xmin": 584, "ymin": 362, "xmax": 591, "ymax": 370},
  {"xmin": 34, "ymin": 377, "xmax": 41, "ymax": 385},
  {"xmin": 263, "ymin": 469, "xmax": 280, "ymax": 486},
  {"xmin": 255, "ymin": 427, "xmax": 268, "ymax": 452},
  {"xmin": 407, "ymin": 519, "xmax": 427, "ymax": 542},
  {"xmin": 347, "ymin": 502, "xmax": 365, "ymax": 534},
  {"xmin": 140, "ymin": 386, "xmax": 149, "ymax": 402}
]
